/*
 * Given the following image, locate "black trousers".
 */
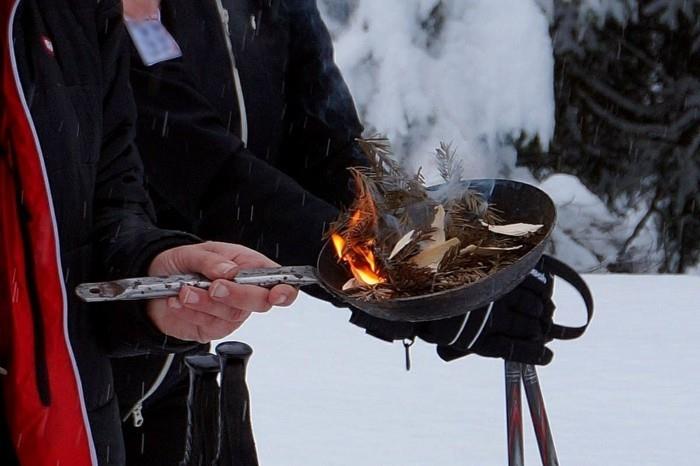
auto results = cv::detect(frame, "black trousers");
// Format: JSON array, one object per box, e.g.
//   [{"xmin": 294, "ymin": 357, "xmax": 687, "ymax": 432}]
[
  {"xmin": 121, "ymin": 376, "xmax": 190, "ymax": 466},
  {"xmin": 0, "ymin": 383, "xmax": 20, "ymax": 466}
]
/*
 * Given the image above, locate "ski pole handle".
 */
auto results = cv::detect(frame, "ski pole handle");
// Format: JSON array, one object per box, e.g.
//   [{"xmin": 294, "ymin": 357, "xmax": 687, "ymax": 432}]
[
  {"xmin": 181, "ymin": 354, "xmax": 221, "ymax": 466},
  {"xmin": 214, "ymin": 342, "xmax": 259, "ymax": 466}
]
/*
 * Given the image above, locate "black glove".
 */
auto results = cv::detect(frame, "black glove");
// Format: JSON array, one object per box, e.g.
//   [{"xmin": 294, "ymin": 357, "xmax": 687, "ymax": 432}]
[
  {"xmin": 348, "ymin": 258, "xmax": 556, "ymax": 365},
  {"xmin": 420, "ymin": 262, "xmax": 555, "ymax": 365}
]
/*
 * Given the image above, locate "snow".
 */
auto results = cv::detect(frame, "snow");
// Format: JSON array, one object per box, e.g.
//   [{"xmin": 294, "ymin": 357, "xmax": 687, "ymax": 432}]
[
  {"xmin": 324, "ymin": 0, "xmax": 554, "ymax": 182},
  {"xmin": 215, "ymin": 274, "xmax": 700, "ymax": 466},
  {"xmin": 539, "ymin": 174, "xmax": 661, "ymax": 272},
  {"xmin": 319, "ymin": 0, "xmax": 687, "ymax": 272},
  {"xmin": 319, "ymin": 0, "xmax": 614, "ymax": 271}
]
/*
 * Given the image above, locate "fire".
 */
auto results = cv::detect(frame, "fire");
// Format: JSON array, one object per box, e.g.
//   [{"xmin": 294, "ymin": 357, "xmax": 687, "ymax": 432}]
[
  {"xmin": 330, "ymin": 169, "xmax": 387, "ymax": 287},
  {"xmin": 331, "ymin": 233, "xmax": 384, "ymax": 287},
  {"xmin": 331, "ymin": 234, "xmax": 346, "ymax": 258}
]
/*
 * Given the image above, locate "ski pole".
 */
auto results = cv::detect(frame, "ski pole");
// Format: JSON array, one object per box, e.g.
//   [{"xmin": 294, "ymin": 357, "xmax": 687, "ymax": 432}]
[
  {"xmin": 505, "ymin": 360, "xmax": 524, "ymax": 466},
  {"xmin": 181, "ymin": 354, "xmax": 221, "ymax": 466},
  {"xmin": 521, "ymin": 364, "xmax": 559, "ymax": 466},
  {"xmin": 214, "ymin": 342, "xmax": 259, "ymax": 466}
]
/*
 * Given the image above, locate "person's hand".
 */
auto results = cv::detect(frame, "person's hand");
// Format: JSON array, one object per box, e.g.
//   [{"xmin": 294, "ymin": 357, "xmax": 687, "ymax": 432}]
[
  {"xmin": 146, "ymin": 241, "xmax": 297, "ymax": 343},
  {"xmin": 418, "ymin": 260, "xmax": 555, "ymax": 365},
  {"xmin": 348, "ymin": 258, "xmax": 556, "ymax": 365},
  {"xmin": 122, "ymin": 0, "xmax": 160, "ymax": 20}
]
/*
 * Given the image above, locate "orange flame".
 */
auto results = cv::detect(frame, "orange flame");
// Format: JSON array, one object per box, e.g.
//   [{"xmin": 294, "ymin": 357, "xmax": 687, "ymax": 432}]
[
  {"xmin": 330, "ymin": 170, "xmax": 386, "ymax": 287},
  {"xmin": 332, "ymin": 234, "xmax": 346, "ymax": 258},
  {"xmin": 331, "ymin": 233, "xmax": 384, "ymax": 286}
]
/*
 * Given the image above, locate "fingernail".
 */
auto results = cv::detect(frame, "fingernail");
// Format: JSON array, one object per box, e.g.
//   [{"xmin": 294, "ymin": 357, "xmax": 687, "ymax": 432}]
[
  {"xmin": 211, "ymin": 283, "xmax": 230, "ymax": 298},
  {"xmin": 273, "ymin": 295, "xmax": 288, "ymax": 306},
  {"xmin": 214, "ymin": 261, "xmax": 238, "ymax": 277},
  {"xmin": 183, "ymin": 289, "xmax": 199, "ymax": 305}
]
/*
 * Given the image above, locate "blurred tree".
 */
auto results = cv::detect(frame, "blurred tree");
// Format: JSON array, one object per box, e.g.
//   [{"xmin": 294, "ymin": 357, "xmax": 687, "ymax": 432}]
[{"xmin": 519, "ymin": 0, "xmax": 700, "ymax": 272}]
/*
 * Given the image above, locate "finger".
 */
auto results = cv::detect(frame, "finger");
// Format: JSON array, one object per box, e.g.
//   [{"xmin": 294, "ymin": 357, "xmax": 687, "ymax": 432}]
[
  {"xmin": 267, "ymin": 284, "xmax": 298, "ymax": 307},
  {"xmin": 181, "ymin": 286, "xmax": 257, "ymax": 320},
  {"xmin": 500, "ymin": 291, "xmax": 545, "ymax": 318},
  {"xmin": 169, "ymin": 296, "xmax": 213, "ymax": 324},
  {"xmin": 519, "ymin": 269, "xmax": 552, "ymax": 295},
  {"xmin": 168, "ymin": 247, "xmax": 239, "ymax": 281},
  {"xmin": 149, "ymin": 298, "xmax": 248, "ymax": 343},
  {"xmin": 436, "ymin": 345, "xmax": 472, "ymax": 362},
  {"xmin": 477, "ymin": 335, "xmax": 553, "ymax": 365},
  {"xmin": 200, "ymin": 241, "xmax": 280, "ymax": 269},
  {"xmin": 490, "ymin": 310, "xmax": 543, "ymax": 340},
  {"xmin": 167, "ymin": 299, "xmax": 249, "ymax": 343},
  {"xmin": 150, "ymin": 301, "xmax": 215, "ymax": 343},
  {"xmin": 205, "ymin": 280, "xmax": 274, "ymax": 313},
  {"xmin": 195, "ymin": 318, "xmax": 248, "ymax": 343}
]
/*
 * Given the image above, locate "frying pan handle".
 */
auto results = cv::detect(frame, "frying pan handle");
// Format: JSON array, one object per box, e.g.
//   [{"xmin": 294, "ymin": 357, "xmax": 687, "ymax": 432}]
[
  {"xmin": 232, "ymin": 266, "xmax": 319, "ymax": 288},
  {"xmin": 75, "ymin": 266, "xmax": 320, "ymax": 302}
]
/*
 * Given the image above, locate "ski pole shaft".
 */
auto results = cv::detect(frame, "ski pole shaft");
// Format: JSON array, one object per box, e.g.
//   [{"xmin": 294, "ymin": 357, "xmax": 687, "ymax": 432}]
[
  {"xmin": 214, "ymin": 342, "xmax": 259, "ymax": 466},
  {"xmin": 505, "ymin": 361, "xmax": 524, "ymax": 466},
  {"xmin": 521, "ymin": 364, "xmax": 559, "ymax": 466}
]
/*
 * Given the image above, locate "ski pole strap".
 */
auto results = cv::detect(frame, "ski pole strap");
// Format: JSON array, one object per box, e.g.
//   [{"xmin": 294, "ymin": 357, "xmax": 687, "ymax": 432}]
[{"xmin": 542, "ymin": 255, "xmax": 594, "ymax": 341}]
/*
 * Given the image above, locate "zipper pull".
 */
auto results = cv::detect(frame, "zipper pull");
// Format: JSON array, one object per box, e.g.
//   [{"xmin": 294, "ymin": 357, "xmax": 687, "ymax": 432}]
[
  {"xmin": 130, "ymin": 404, "xmax": 145, "ymax": 428},
  {"xmin": 403, "ymin": 337, "xmax": 415, "ymax": 372}
]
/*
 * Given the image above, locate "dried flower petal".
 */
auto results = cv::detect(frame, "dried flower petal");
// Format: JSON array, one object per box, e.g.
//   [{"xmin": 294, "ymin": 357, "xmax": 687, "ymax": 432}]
[
  {"xmin": 342, "ymin": 278, "xmax": 362, "ymax": 291},
  {"xmin": 459, "ymin": 244, "xmax": 478, "ymax": 255},
  {"xmin": 428, "ymin": 205, "xmax": 446, "ymax": 244},
  {"xmin": 388, "ymin": 229, "xmax": 416, "ymax": 260},
  {"xmin": 472, "ymin": 245, "xmax": 524, "ymax": 256},
  {"xmin": 411, "ymin": 237, "xmax": 461, "ymax": 270},
  {"xmin": 480, "ymin": 221, "xmax": 543, "ymax": 237}
]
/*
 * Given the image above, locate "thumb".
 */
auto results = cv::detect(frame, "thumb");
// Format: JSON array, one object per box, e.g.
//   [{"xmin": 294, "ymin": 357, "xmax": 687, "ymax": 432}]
[{"xmin": 149, "ymin": 244, "xmax": 239, "ymax": 280}]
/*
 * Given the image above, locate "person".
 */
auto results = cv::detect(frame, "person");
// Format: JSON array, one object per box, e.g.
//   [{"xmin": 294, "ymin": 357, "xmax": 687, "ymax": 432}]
[
  {"xmin": 112, "ymin": 1, "xmax": 563, "ymax": 465},
  {"xmin": 0, "ymin": 1, "xmax": 297, "ymax": 465},
  {"xmin": 113, "ymin": 2, "xmax": 367, "ymax": 463}
]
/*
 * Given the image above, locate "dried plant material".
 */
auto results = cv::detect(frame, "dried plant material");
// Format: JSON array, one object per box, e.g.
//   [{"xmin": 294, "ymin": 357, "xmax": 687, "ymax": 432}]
[
  {"xmin": 481, "ymin": 245, "xmax": 523, "ymax": 251},
  {"xmin": 448, "ymin": 190, "xmax": 502, "ymax": 229},
  {"xmin": 460, "ymin": 244, "xmax": 479, "ymax": 255},
  {"xmin": 342, "ymin": 278, "xmax": 361, "ymax": 291},
  {"xmin": 426, "ymin": 205, "xmax": 446, "ymax": 244},
  {"xmin": 435, "ymin": 142, "xmax": 463, "ymax": 183},
  {"xmin": 355, "ymin": 136, "xmax": 426, "ymax": 201},
  {"xmin": 388, "ymin": 230, "xmax": 416, "ymax": 260},
  {"xmin": 481, "ymin": 221, "xmax": 543, "ymax": 237},
  {"xmin": 470, "ymin": 245, "xmax": 524, "ymax": 256},
  {"xmin": 411, "ymin": 237, "xmax": 461, "ymax": 270},
  {"xmin": 328, "ymin": 137, "xmax": 548, "ymax": 301}
]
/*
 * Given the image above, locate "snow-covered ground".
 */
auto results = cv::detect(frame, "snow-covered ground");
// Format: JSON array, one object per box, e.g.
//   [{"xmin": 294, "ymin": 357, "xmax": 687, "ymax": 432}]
[{"xmin": 216, "ymin": 274, "xmax": 700, "ymax": 465}]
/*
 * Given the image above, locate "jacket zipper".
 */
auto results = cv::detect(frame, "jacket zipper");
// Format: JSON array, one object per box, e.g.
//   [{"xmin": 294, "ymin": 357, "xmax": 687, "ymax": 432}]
[
  {"xmin": 213, "ymin": 0, "xmax": 248, "ymax": 145},
  {"xmin": 122, "ymin": 353, "xmax": 175, "ymax": 427},
  {"xmin": 122, "ymin": 2, "xmax": 248, "ymax": 429}
]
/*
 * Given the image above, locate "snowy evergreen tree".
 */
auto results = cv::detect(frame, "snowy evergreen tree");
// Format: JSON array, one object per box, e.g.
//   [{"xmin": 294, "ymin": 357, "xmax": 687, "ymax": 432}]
[
  {"xmin": 319, "ymin": 0, "xmax": 699, "ymax": 273},
  {"xmin": 519, "ymin": 0, "xmax": 700, "ymax": 272}
]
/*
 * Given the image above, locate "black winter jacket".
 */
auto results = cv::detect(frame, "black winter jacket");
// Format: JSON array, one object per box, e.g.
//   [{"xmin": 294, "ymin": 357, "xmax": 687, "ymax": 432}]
[
  {"xmin": 3, "ymin": 1, "xmax": 198, "ymax": 464},
  {"xmin": 129, "ymin": 0, "xmax": 366, "ymax": 266},
  {"xmin": 112, "ymin": 0, "xmax": 367, "ymax": 455}
]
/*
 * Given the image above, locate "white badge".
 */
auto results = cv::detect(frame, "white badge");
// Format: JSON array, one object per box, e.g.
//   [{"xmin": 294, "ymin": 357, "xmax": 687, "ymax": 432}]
[{"xmin": 124, "ymin": 12, "xmax": 182, "ymax": 67}]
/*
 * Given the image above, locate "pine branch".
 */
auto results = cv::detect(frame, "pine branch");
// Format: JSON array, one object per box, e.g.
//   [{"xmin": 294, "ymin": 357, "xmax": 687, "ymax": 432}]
[{"xmin": 435, "ymin": 142, "xmax": 463, "ymax": 182}]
